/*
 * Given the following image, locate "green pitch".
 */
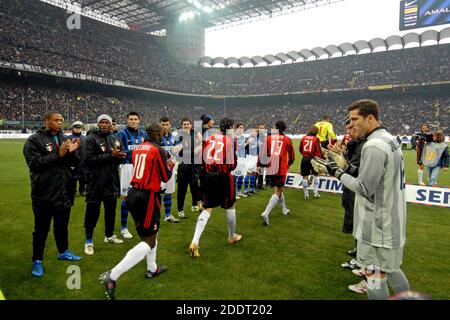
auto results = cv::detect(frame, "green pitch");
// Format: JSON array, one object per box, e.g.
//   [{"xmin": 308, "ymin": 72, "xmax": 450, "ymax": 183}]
[{"xmin": 0, "ymin": 139, "xmax": 448, "ymax": 300}]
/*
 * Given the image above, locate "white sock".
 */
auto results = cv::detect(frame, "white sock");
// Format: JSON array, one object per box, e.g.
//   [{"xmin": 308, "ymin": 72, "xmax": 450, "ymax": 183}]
[
  {"xmin": 264, "ymin": 194, "xmax": 279, "ymax": 217},
  {"xmin": 110, "ymin": 241, "xmax": 151, "ymax": 281},
  {"xmin": 278, "ymin": 194, "xmax": 288, "ymax": 211},
  {"xmin": 302, "ymin": 179, "xmax": 309, "ymax": 197},
  {"xmin": 313, "ymin": 176, "xmax": 319, "ymax": 194},
  {"xmin": 146, "ymin": 240, "xmax": 158, "ymax": 273},
  {"xmin": 192, "ymin": 210, "xmax": 211, "ymax": 245},
  {"xmin": 418, "ymin": 169, "xmax": 424, "ymax": 184},
  {"xmin": 226, "ymin": 208, "xmax": 236, "ymax": 238}
]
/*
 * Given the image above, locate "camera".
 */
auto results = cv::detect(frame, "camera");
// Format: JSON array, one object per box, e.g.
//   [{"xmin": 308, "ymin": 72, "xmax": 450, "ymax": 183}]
[{"xmin": 415, "ymin": 132, "xmax": 433, "ymax": 143}]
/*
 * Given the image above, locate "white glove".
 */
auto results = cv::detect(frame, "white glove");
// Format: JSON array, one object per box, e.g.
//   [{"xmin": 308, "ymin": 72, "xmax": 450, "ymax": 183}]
[
  {"xmin": 327, "ymin": 150, "xmax": 348, "ymax": 171},
  {"xmin": 311, "ymin": 158, "xmax": 329, "ymax": 175}
]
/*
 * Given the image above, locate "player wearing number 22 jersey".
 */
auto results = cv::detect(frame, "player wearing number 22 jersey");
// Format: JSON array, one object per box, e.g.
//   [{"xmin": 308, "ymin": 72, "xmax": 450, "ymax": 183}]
[
  {"xmin": 189, "ymin": 118, "xmax": 242, "ymax": 259},
  {"xmin": 259, "ymin": 121, "xmax": 295, "ymax": 226}
]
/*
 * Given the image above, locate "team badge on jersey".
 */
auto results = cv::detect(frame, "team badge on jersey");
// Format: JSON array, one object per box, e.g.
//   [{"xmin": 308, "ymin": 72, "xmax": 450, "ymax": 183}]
[
  {"xmin": 100, "ymin": 143, "xmax": 106, "ymax": 152},
  {"xmin": 45, "ymin": 143, "xmax": 53, "ymax": 152}
]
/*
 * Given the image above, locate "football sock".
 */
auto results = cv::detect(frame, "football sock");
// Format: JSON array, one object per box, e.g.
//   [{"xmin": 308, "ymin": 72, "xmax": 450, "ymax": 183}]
[
  {"xmin": 244, "ymin": 176, "xmax": 250, "ymax": 193},
  {"xmin": 163, "ymin": 193, "xmax": 172, "ymax": 218},
  {"xmin": 120, "ymin": 199, "xmax": 128, "ymax": 229},
  {"xmin": 249, "ymin": 176, "xmax": 256, "ymax": 192},
  {"xmin": 367, "ymin": 276, "xmax": 390, "ymax": 300},
  {"xmin": 387, "ymin": 270, "xmax": 410, "ymax": 293},
  {"xmin": 312, "ymin": 176, "xmax": 319, "ymax": 194},
  {"xmin": 226, "ymin": 208, "xmax": 236, "ymax": 238},
  {"xmin": 237, "ymin": 176, "xmax": 244, "ymax": 193},
  {"xmin": 418, "ymin": 169, "xmax": 424, "ymax": 184},
  {"xmin": 110, "ymin": 241, "xmax": 151, "ymax": 281},
  {"xmin": 192, "ymin": 210, "xmax": 211, "ymax": 245},
  {"xmin": 278, "ymin": 193, "xmax": 288, "ymax": 211},
  {"xmin": 264, "ymin": 194, "xmax": 279, "ymax": 216},
  {"xmin": 302, "ymin": 179, "xmax": 309, "ymax": 197},
  {"xmin": 146, "ymin": 240, "xmax": 158, "ymax": 273}
]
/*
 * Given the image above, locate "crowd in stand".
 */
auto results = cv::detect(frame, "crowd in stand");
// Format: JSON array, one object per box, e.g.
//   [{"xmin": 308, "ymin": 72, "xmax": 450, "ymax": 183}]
[
  {"xmin": 0, "ymin": 0, "xmax": 449, "ymax": 96},
  {"xmin": 1, "ymin": 79, "xmax": 447, "ymax": 135}
]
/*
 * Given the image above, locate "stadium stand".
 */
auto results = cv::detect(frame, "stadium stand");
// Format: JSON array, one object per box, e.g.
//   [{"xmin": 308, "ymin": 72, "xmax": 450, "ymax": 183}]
[
  {"xmin": 1, "ymin": 77, "xmax": 448, "ymax": 135},
  {"xmin": 0, "ymin": 0, "xmax": 448, "ymax": 135},
  {"xmin": 0, "ymin": 0, "xmax": 449, "ymax": 96}
]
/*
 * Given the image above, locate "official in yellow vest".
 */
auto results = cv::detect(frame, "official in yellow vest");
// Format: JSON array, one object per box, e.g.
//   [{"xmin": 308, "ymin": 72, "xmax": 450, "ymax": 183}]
[{"xmin": 314, "ymin": 115, "xmax": 337, "ymax": 148}]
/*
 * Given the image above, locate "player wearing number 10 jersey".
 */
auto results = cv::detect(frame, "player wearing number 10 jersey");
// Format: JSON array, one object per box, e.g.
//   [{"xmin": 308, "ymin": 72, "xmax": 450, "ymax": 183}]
[
  {"xmin": 299, "ymin": 126, "xmax": 324, "ymax": 200},
  {"xmin": 189, "ymin": 117, "xmax": 242, "ymax": 259},
  {"xmin": 100, "ymin": 123, "xmax": 172, "ymax": 300},
  {"xmin": 260, "ymin": 120, "xmax": 295, "ymax": 226}
]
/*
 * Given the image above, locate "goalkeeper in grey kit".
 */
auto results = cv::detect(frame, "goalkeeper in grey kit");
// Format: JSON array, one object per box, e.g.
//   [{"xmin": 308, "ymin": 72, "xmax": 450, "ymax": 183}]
[{"xmin": 312, "ymin": 99, "xmax": 410, "ymax": 300}]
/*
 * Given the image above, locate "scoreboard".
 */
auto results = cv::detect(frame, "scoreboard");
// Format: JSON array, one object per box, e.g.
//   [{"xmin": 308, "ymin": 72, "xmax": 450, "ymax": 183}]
[{"xmin": 400, "ymin": 0, "xmax": 450, "ymax": 30}]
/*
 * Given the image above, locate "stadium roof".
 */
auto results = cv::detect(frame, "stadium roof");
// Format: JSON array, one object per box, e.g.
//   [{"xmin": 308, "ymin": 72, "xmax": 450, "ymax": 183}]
[
  {"xmin": 73, "ymin": 0, "xmax": 345, "ymax": 33},
  {"xmin": 198, "ymin": 27, "xmax": 450, "ymax": 66}
]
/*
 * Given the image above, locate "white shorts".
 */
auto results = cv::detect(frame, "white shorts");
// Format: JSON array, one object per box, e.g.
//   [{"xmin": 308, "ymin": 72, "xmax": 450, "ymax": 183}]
[
  {"xmin": 120, "ymin": 164, "xmax": 133, "ymax": 196},
  {"xmin": 246, "ymin": 155, "xmax": 258, "ymax": 173},
  {"xmin": 232, "ymin": 157, "xmax": 246, "ymax": 177},
  {"xmin": 161, "ymin": 163, "xmax": 177, "ymax": 194}
]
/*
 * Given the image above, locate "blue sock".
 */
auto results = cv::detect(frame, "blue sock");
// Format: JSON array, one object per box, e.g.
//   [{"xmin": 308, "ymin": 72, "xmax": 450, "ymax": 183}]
[
  {"xmin": 250, "ymin": 176, "xmax": 256, "ymax": 192},
  {"xmin": 244, "ymin": 176, "xmax": 250, "ymax": 193},
  {"xmin": 120, "ymin": 199, "xmax": 128, "ymax": 229},
  {"xmin": 237, "ymin": 176, "xmax": 244, "ymax": 193},
  {"xmin": 163, "ymin": 194, "xmax": 172, "ymax": 217}
]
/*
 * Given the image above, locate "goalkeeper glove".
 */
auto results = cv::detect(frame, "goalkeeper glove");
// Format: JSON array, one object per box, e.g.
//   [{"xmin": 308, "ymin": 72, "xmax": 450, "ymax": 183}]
[
  {"xmin": 312, "ymin": 156, "xmax": 345, "ymax": 179},
  {"xmin": 327, "ymin": 150, "xmax": 359, "ymax": 176},
  {"xmin": 327, "ymin": 150, "xmax": 348, "ymax": 171}
]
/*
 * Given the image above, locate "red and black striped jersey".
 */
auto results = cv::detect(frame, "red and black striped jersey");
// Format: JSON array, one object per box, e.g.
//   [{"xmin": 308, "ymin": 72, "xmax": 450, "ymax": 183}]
[
  {"xmin": 300, "ymin": 135, "xmax": 323, "ymax": 159},
  {"xmin": 261, "ymin": 134, "xmax": 295, "ymax": 176},
  {"xmin": 130, "ymin": 141, "xmax": 172, "ymax": 192},
  {"xmin": 202, "ymin": 133, "xmax": 237, "ymax": 174}
]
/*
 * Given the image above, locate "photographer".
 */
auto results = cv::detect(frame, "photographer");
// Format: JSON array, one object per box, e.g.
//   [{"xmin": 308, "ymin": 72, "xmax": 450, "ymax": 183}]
[{"xmin": 414, "ymin": 124, "xmax": 432, "ymax": 185}]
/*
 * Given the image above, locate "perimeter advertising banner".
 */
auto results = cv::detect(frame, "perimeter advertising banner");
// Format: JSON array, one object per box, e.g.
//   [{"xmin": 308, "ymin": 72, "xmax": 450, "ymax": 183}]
[
  {"xmin": 285, "ymin": 173, "xmax": 449, "ymax": 208},
  {"xmin": 400, "ymin": 0, "xmax": 450, "ymax": 30}
]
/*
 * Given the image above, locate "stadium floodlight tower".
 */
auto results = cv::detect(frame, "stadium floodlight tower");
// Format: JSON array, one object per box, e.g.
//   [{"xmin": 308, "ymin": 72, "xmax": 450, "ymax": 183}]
[{"xmin": 166, "ymin": 12, "xmax": 206, "ymax": 65}]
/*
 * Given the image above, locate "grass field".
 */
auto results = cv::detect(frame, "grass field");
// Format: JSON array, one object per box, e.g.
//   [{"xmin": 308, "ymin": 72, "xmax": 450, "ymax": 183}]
[{"xmin": 0, "ymin": 139, "xmax": 449, "ymax": 300}]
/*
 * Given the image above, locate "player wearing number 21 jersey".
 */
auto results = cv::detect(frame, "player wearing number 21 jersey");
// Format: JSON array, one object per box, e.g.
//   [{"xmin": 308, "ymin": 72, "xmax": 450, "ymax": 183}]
[
  {"xmin": 189, "ymin": 118, "xmax": 242, "ymax": 259},
  {"xmin": 299, "ymin": 126, "xmax": 323, "ymax": 200},
  {"xmin": 259, "ymin": 121, "xmax": 295, "ymax": 226}
]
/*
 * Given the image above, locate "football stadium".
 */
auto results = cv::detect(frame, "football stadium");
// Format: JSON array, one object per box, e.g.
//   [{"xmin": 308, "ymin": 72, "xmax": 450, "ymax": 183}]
[{"xmin": 0, "ymin": 0, "xmax": 449, "ymax": 303}]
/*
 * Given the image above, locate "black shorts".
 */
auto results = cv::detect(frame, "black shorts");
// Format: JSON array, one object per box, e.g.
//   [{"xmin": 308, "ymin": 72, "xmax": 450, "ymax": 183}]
[
  {"xmin": 202, "ymin": 172, "xmax": 235, "ymax": 209},
  {"xmin": 266, "ymin": 175, "xmax": 286, "ymax": 188},
  {"xmin": 300, "ymin": 157, "xmax": 318, "ymax": 177},
  {"xmin": 126, "ymin": 188, "xmax": 161, "ymax": 237}
]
